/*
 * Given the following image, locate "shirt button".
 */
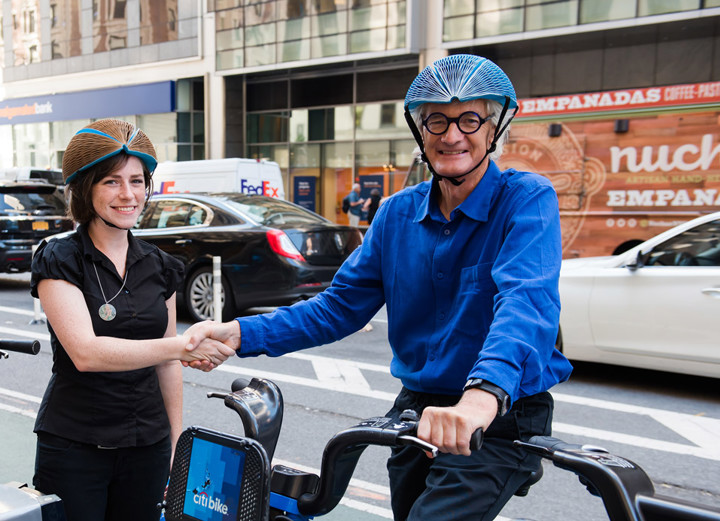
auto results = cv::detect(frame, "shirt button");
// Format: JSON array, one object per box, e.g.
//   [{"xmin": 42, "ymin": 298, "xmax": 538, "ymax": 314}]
[
  {"xmin": 437, "ymin": 272, "xmax": 444, "ymax": 279},
  {"xmin": 444, "ymin": 229, "xmax": 451, "ymax": 236},
  {"xmin": 438, "ymin": 313, "xmax": 445, "ymax": 320},
  {"xmin": 131, "ymin": 312, "xmax": 137, "ymax": 318}
]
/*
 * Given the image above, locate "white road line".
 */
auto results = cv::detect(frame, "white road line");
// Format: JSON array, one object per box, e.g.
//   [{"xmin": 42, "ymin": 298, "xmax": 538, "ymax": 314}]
[
  {"xmin": 553, "ymin": 392, "xmax": 720, "ymax": 458},
  {"xmin": 0, "ymin": 305, "xmax": 39, "ymax": 317},
  {"xmin": 216, "ymin": 364, "xmax": 399, "ymax": 402},
  {"xmin": 0, "ymin": 402, "xmax": 37, "ymax": 418},
  {"xmin": 0, "ymin": 387, "xmax": 42, "ymax": 403},
  {"xmin": 553, "ymin": 423, "xmax": 720, "ymax": 461},
  {"xmin": 0, "ymin": 326, "xmax": 49, "ymax": 340}
]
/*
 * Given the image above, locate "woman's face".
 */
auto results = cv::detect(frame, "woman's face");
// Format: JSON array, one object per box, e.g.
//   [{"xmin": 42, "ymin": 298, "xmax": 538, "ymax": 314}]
[{"xmin": 91, "ymin": 156, "xmax": 146, "ymax": 229}]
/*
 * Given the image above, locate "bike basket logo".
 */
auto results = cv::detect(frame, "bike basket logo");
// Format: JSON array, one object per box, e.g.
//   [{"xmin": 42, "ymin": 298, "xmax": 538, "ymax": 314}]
[{"xmin": 193, "ymin": 491, "xmax": 229, "ymax": 515}]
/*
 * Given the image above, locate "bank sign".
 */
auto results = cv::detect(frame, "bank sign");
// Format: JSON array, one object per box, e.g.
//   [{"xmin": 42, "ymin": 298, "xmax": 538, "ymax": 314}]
[{"xmin": 0, "ymin": 81, "xmax": 175, "ymax": 125}]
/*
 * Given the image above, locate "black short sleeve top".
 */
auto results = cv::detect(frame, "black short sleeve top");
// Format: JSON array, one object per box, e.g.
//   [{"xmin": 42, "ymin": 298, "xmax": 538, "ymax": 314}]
[{"xmin": 30, "ymin": 225, "xmax": 184, "ymax": 447}]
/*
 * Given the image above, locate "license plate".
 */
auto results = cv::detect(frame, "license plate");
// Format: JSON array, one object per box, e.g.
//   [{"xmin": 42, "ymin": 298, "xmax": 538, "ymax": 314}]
[{"xmin": 32, "ymin": 221, "xmax": 49, "ymax": 231}]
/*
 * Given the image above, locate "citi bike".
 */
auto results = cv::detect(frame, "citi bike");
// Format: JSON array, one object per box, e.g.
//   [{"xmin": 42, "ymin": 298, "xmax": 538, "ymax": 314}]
[{"xmin": 161, "ymin": 376, "xmax": 720, "ymax": 521}]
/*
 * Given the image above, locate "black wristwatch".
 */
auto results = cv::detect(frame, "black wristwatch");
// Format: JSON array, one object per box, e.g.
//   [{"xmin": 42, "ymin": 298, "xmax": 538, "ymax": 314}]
[{"xmin": 463, "ymin": 378, "xmax": 511, "ymax": 416}]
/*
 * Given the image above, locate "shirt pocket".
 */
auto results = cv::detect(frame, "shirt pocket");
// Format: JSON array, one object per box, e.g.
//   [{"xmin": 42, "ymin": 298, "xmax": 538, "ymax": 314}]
[
  {"xmin": 459, "ymin": 262, "xmax": 496, "ymax": 295},
  {"xmin": 455, "ymin": 262, "xmax": 496, "ymax": 343}
]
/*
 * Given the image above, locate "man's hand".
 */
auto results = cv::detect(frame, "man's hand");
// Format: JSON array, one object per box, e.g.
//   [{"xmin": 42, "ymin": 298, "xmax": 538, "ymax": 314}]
[
  {"xmin": 179, "ymin": 331, "xmax": 235, "ymax": 371},
  {"xmin": 183, "ymin": 320, "xmax": 241, "ymax": 370},
  {"xmin": 416, "ymin": 388, "xmax": 498, "ymax": 456}
]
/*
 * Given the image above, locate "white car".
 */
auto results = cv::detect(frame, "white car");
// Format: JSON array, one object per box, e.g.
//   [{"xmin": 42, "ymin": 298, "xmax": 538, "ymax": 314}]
[{"xmin": 559, "ymin": 212, "xmax": 720, "ymax": 378}]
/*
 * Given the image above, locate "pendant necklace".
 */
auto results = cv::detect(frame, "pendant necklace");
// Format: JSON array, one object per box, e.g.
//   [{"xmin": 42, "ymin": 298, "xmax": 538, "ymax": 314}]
[{"xmin": 92, "ymin": 262, "xmax": 128, "ymax": 321}]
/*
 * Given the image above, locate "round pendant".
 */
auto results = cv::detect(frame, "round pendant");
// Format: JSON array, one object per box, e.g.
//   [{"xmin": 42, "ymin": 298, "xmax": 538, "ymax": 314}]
[{"xmin": 98, "ymin": 303, "xmax": 117, "ymax": 321}]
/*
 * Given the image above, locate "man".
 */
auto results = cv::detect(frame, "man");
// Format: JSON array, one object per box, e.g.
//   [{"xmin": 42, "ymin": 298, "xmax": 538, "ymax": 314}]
[
  {"xmin": 347, "ymin": 183, "xmax": 364, "ymax": 227},
  {"xmin": 187, "ymin": 54, "xmax": 573, "ymax": 520}
]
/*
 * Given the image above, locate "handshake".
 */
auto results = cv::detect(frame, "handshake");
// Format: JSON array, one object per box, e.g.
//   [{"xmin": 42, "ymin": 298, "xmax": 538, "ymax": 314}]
[{"xmin": 180, "ymin": 320, "xmax": 241, "ymax": 372}]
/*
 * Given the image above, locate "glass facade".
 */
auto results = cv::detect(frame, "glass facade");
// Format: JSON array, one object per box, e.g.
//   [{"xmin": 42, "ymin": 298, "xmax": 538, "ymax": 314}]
[
  {"xmin": 444, "ymin": 0, "xmax": 708, "ymax": 41},
  {"xmin": 213, "ymin": 0, "xmax": 406, "ymax": 71}
]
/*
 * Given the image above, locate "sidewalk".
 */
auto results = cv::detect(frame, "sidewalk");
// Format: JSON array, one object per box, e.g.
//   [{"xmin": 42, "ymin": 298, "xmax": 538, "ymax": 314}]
[{"xmin": 0, "ymin": 409, "xmax": 36, "ymax": 486}]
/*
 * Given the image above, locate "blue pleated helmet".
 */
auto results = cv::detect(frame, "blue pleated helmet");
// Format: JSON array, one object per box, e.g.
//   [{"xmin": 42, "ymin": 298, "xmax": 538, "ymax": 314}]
[{"xmin": 404, "ymin": 54, "xmax": 518, "ymax": 112}]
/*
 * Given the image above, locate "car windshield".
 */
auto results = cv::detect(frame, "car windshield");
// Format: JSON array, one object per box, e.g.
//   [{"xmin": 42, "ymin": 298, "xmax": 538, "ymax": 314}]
[
  {"xmin": 219, "ymin": 196, "xmax": 325, "ymax": 226},
  {"xmin": 0, "ymin": 186, "xmax": 66, "ymax": 215}
]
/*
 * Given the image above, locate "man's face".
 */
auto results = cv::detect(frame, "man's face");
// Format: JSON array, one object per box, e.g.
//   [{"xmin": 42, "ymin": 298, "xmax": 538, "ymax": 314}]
[{"xmin": 421, "ymin": 99, "xmax": 495, "ymax": 178}]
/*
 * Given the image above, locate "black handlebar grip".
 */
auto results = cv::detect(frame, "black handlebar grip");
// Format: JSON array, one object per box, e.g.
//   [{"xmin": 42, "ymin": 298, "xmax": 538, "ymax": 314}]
[
  {"xmin": 470, "ymin": 428, "xmax": 483, "ymax": 451},
  {"xmin": 0, "ymin": 339, "xmax": 40, "ymax": 355}
]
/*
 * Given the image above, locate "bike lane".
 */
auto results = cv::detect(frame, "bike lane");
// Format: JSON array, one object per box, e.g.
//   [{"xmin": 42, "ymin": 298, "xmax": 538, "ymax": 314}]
[{"xmin": 0, "ymin": 408, "xmax": 36, "ymax": 486}]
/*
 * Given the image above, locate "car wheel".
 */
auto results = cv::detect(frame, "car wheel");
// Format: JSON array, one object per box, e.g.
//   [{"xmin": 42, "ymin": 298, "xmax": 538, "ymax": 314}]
[{"xmin": 186, "ymin": 266, "xmax": 234, "ymax": 322}]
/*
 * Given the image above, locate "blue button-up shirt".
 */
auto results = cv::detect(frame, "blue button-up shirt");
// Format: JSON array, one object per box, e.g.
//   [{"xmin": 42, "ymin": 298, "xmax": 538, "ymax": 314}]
[{"xmin": 236, "ymin": 161, "xmax": 572, "ymax": 405}]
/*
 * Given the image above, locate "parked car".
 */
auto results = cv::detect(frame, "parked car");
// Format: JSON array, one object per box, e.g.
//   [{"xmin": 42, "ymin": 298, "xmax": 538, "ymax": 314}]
[
  {"xmin": 0, "ymin": 181, "xmax": 72, "ymax": 273},
  {"xmin": 558, "ymin": 212, "xmax": 720, "ymax": 378},
  {"xmin": 133, "ymin": 193, "xmax": 364, "ymax": 321}
]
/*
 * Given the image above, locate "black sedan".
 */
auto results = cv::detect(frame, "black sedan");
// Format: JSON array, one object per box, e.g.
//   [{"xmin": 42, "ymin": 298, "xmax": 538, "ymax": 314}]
[{"xmin": 133, "ymin": 193, "xmax": 364, "ymax": 321}]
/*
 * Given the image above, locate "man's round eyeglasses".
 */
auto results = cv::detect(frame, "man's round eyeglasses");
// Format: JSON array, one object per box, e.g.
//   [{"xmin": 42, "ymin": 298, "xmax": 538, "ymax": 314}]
[{"xmin": 422, "ymin": 111, "xmax": 489, "ymax": 135}]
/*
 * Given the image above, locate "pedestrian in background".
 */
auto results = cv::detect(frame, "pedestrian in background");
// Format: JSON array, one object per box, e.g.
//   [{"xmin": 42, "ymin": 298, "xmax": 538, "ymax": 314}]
[
  {"xmin": 346, "ymin": 183, "xmax": 364, "ymax": 227},
  {"xmin": 30, "ymin": 119, "xmax": 234, "ymax": 521},
  {"xmin": 363, "ymin": 187, "xmax": 382, "ymax": 225}
]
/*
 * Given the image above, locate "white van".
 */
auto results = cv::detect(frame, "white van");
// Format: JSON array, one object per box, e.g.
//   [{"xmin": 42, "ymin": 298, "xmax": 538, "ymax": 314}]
[{"xmin": 152, "ymin": 158, "xmax": 285, "ymax": 199}]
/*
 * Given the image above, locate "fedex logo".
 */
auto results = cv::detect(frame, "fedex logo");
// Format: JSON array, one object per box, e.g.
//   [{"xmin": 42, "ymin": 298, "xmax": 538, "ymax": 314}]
[
  {"xmin": 156, "ymin": 181, "xmax": 186, "ymax": 194},
  {"xmin": 240, "ymin": 179, "xmax": 280, "ymax": 197}
]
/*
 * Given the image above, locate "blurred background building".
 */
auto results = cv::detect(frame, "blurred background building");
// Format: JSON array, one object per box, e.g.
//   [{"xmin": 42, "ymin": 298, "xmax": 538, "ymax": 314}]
[{"xmin": 1, "ymin": 0, "xmax": 720, "ymax": 224}]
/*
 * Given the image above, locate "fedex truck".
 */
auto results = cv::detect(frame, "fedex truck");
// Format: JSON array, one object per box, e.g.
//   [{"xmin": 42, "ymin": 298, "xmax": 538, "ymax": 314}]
[{"xmin": 152, "ymin": 158, "xmax": 285, "ymax": 199}]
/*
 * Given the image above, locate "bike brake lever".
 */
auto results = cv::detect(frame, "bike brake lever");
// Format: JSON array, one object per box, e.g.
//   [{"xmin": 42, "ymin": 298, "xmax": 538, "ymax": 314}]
[{"xmin": 397, "ymin": 435, "xmax": 438, "ymax": 457}]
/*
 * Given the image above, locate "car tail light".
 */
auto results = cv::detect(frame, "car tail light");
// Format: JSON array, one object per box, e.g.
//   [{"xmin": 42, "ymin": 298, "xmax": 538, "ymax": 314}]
[{"xmin": 267, "ymin": 229, "xmax": 305, "ymax": 261}]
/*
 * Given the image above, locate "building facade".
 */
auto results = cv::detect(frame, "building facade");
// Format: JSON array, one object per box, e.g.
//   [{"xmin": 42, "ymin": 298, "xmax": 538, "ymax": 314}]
[{"xmin": 2, "ymin": 0, "xmax": 720, "ymax": 224}]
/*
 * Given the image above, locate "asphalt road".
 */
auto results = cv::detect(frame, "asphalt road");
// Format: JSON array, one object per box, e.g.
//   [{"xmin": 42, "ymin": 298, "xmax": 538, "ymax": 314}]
[{"xmin": 0, "ymin": 272, "xmax": 719, "ymax": 520}]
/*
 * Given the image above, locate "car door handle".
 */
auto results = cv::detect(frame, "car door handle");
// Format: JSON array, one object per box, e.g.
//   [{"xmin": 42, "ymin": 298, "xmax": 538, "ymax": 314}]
[
  {"xmin": 701, "ymin": 287, "xmax": 720, "ymax": 298},
  {"xmin": 175, "ymin": 239, "xmax": 192, "ymax": 245}
]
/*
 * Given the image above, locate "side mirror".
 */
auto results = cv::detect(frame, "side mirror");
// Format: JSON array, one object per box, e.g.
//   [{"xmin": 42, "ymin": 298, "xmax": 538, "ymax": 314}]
[{"xmin": 626, "ymin": 249, "xmax": 648, "ymax": 271}]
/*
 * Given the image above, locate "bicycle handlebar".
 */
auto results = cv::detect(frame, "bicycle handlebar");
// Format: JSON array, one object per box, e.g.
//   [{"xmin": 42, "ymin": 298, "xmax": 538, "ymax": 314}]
[
  {"xmin": 0, "ymin": 339, "xmax": 41, "ymax": 357},
  {"xmin": 211, "ymin": 377, "xmax": 483, "ymax": 518}
]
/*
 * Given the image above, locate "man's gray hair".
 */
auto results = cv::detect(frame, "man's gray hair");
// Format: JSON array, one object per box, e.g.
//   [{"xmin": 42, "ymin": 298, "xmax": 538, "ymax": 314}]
[{"xmin": 410, "ymin": 99, "xmax": 509, "ymax": 160}]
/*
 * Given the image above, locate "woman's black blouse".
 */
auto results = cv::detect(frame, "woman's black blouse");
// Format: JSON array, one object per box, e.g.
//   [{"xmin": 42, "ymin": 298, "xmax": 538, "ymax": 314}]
[{"xmin": 30, "ymin": 225, "xmax": 184, "ymax": 447}]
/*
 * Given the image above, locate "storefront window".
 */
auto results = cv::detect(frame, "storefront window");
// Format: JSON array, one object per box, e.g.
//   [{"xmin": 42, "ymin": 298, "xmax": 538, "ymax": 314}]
[
  {"xmin": 355, "ymin": 102, "xmax": 407, "ymax": 140},
  {"xmin": 137, "ymin": 113, "xmax": 179, "ymax": 163},
  {"xmin": 13, "ymin": 123, "xmax": 51, "ymax": 168},
  {"xmin": 248, "ymin": 113, "xmax": 289, "ymax": 143}
]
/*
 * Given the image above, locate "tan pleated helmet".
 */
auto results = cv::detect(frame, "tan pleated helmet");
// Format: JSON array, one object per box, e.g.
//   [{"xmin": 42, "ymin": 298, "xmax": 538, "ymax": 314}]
[{"xmin": 62, "ymin": 119, "xmax": 158, "ymax": 185}]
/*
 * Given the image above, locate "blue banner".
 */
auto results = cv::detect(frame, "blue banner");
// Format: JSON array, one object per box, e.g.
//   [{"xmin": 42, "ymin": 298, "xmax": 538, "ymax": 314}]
[
  {"xmin": 293, "ymin": 176, "xmax": 316, "ymax": 213},
  {"xmin": 0, "ymin": 81, "xmax": 175, "ymax": 125}
]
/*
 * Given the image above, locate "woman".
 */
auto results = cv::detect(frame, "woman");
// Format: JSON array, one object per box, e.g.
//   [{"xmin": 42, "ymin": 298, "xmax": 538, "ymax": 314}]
[{"xmin": 30, "ymin": 119, "xmax": 233, "ymax": 521}]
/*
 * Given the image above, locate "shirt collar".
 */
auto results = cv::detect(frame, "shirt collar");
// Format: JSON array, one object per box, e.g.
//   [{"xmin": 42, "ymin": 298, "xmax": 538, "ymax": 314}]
[
  {"xmin": 414, "ymin": 160, "xmax": 503, "ymax": 223},
  {"xmin": 78, "ymin": 224, "xmax": 153, "ymax": 272}
]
